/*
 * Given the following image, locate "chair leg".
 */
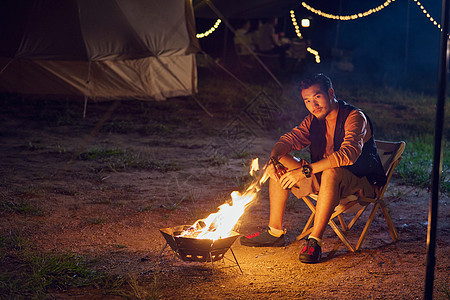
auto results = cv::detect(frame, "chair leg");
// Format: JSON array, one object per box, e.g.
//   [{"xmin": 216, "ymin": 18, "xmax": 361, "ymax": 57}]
[
  {"xmin": 297, "ymin": 212, "xmax": 315, "ymax": 240},
  {"xmin": 347, "ymin": 206, "xmax": 368, "ymax": 230},
  {"xmin": 356, "ymin": 203, "xmax": 380, "ymax": 251},
  {"xmin": 329, "ymin": 219, "xmax": 355, "ymax": 252},
  {"xmin": 380, "ymin": 201, "xmax": 399, "ymax": 242},
  {"xmin": 338, "ymin": 214, "xmax": 348, "ymax": 232},
  {"xmin": 297, "ymin": 196, "xmax": 317, "ymax": 240}
]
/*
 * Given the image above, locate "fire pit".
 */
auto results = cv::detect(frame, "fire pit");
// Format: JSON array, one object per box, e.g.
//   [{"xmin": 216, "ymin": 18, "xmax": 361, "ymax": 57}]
[
  {"xmin": 158, "ymin": 225, "xmax": 242, "ymax": 275},
  {"xmin": 156, "ymin": 158, "xmax": 270, "ymax": 276}
]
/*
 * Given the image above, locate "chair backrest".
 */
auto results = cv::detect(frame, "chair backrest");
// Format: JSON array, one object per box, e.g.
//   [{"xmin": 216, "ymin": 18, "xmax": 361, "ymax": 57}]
[
  {"xmin": 375, "ymin": 140, "xmax": 406, "ymax": 198},
  {"xmin": 375, "ymin": 140, "xmax": 406, "ymax": 175}
]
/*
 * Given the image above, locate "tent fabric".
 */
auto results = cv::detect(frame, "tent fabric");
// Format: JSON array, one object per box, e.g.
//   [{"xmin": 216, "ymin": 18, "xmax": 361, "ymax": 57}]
[
  {"xmin": 193, "ymin": 0, "xmax": 300, "ymax": 19},
  {"xmin": 0, "ymin": 55, "xmax": 196, "ymax": 101},
  {"xmin": 0, "ymin": 0, "xmax": 200, "ymax": 100}
]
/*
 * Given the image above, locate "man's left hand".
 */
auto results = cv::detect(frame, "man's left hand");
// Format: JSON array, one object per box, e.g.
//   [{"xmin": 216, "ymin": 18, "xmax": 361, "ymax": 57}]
[{"xmin": 279, "ymin": 169, "xmax": 304, "ymax": 189}]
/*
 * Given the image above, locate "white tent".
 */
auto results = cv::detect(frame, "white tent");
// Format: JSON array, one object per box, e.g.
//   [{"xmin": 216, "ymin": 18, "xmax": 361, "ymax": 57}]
[{"xmin": 0, "ymin": 0, "xmax": 200, "ymax": 101}]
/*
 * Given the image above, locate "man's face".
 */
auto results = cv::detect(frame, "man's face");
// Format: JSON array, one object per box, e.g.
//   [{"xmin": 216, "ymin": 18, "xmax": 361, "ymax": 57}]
[{"xmin": 301, "ymin": 83, "xmax": 335, "ymax": 120}]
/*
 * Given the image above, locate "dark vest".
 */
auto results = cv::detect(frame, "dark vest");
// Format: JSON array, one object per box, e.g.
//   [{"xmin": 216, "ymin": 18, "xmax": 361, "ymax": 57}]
[{"xmin": 309, "ymin": 100, "xmax": 387, "ymax": 186}]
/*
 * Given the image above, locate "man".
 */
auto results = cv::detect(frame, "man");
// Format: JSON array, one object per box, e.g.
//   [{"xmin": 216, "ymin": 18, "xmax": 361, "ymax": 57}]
[
  {"xmin": 255, "ymin": 17, "xmax": 290, "ymax": 68},
  {"xmin": 240, "ymin": 73, "xmax": 386, "ymax": 263}
]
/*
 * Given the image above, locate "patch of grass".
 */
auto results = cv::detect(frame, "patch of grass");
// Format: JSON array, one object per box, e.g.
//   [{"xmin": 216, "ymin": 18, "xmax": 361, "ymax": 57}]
[
  {"xmin": 0, "ymin": 200, "xmax": 42, "ymax": 215},
  {"xmin": 21, "ymin": 185, "xmax": 48, "ymax": 198},
  {"xmin": 28, "ymin": 140, "xmax": 43, "ymax": 151},
  {"xmin": 338, "ymin": 87, "xmax": 450, "ymax": 141},
  {"xmin": 100, "ymin": 120, "xmax": 135, "ymax": 134},
  {"xmin": 140, "ymin": 205, "xmax": 153, "ymax": 212},
  {"xmin": 231, "ymin": 150, "xmax": 251, "ymax": 159},
  {"xmin": 104, "ymin": 274, "xmax": 161, "ymax": 300},
  {"xmin": 0, "ymin": 230, "xmax": 30, "ymax": 252},
  {"xmin": 35, "ymin": 101, "xmax": 80, "ymax": 126},
  {"xmin": 53, "ymin": 142, "xmax": 67, "ymax": 154},
  {"xmin": 0, "ymin": 234, "xmax": 102, "ymax": 298},
  {"xmin": 395, "ymin": 136, "xmax": 449, "ymax": 193},
  {"xmin": 0, "ymin": 231, "xmax": 160, "ymax": 299},
  {"xmin": 204, "ymin": 154, "xmax": 228, "ymax": 166},
  {"xmin": 78, "ymin": 148, "xmax": 179, "ymax": 172},
  {"xmin": 139, "ymin": 122, "xmax": 171, "ymax": 135}
]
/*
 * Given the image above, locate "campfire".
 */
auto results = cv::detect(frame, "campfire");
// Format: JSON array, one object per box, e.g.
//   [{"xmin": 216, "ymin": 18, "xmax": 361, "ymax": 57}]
[{"xmin": 159, "ymin": 158, "xmax": 269, "ymax": 271}]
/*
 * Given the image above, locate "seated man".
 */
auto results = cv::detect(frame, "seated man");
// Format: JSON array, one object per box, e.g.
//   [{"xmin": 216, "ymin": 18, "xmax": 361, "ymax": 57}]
[
  {"xmin": 240, "ymin": 73, "xmax": 387, "ymax": 263},
  {"xmin": 255, "ymin": 17, "xmax": 290, "ymax": 68},
  {"xmin": 234, "ymin": 20, "xmax": 255, "ymax": 56}
]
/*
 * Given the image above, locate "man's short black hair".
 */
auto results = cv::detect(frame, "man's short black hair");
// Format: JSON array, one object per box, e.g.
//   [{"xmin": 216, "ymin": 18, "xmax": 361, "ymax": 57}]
[{"xmin": 299, "ymin": 73, "xmax": 333, "ymax": 94}]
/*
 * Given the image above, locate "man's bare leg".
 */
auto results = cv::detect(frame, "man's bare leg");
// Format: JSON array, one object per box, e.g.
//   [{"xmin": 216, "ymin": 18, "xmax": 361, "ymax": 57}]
[
  {"xmin": 310, "ymin": 168, "xmax": 342, "ymax": 239},
  {"xmin": 268, "ymin": 178, "xmax": 289, "ymax": 230},
  {"xmin": 268, "ymin": 155, "xmax": 303, "ymax": 230}
]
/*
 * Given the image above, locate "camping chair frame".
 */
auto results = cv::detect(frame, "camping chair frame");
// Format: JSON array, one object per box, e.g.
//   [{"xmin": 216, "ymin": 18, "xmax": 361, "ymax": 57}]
[{"xmin": 296, "ymin": 140, "xmax": 406, "ymax": 252}]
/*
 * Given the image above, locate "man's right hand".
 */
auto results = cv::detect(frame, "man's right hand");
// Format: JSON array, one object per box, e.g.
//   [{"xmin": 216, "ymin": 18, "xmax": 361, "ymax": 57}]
[{"xmin": 266, "ymin": 161, "xmax": 279, "ymax": 181}]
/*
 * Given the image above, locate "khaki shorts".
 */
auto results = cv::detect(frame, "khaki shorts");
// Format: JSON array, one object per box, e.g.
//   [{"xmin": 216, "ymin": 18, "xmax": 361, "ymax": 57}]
[{"xmin": 291, "ymin": 164, "xmax": 375, "ymax": 199}]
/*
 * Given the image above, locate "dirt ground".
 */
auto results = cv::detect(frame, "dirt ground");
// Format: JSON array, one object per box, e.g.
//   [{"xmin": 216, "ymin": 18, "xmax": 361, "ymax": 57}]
[{"xmin": 0, "ymin": 91, "xmax": 449, "ymax": 300}]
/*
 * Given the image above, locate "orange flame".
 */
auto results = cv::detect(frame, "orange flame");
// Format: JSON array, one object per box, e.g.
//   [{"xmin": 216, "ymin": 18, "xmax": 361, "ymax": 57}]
[{"xmin": 179, "ymin": 158, "xmax": 269, "ymax": 240}]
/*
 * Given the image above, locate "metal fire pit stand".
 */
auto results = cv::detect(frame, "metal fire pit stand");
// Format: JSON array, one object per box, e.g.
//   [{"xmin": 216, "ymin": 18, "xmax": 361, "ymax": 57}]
[{"xmin": 157, "ymin": 226, "xmax": 243, "ymax": 277}]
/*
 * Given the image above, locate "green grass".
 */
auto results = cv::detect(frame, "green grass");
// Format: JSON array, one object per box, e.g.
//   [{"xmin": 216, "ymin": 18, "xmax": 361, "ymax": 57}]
[
  {"xmin": 0, "ymin": 200, "xmax": 42, "ymax": 215},
  {"xmin": 395, "ymin": 136, "xmax": 449, "ymax": 192},
  {"xmin": 78, "ymin": 148, "xmax": 180, "ymax": 172},
  {"xmin": 0, "ymin": 236, "xmax": 102, "ymax": 298},
  {"xmin": 0, "ymin": 231, "xmax": 161, "ymax": 299},
  {"xmin": 203, "ymin": 154, "xmax": 229, "ymax": 166}
]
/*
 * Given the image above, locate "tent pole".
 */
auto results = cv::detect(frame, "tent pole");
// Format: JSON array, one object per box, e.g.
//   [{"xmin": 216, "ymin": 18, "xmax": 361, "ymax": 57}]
[
  {"xmin": 424, "ymin": 0, "xmax": 449, "ymax": 299},
  {"xmin": 83, "ymin": 60, "xmax": 92, "ymax": 119},
  {"xmin": 0, "ymin": 58, "xmax": 14, "ymax": 75},
  {"xmin": 403, "ymin": 0, "xmax": 411, "ymax": 82}
]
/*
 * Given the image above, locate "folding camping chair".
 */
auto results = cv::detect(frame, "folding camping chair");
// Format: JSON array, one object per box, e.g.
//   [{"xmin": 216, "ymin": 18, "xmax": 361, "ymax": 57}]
[{"xmin": 296, "ymin": 140, "xmax": 406, "ymax": 252}]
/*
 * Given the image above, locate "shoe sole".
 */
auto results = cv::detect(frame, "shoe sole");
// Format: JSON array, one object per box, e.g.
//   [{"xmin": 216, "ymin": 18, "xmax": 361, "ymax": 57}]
[
  {"xmin": 299, "ymin": 253, "xmax": 321, "ymax": 263},
  {"xmin": 240, "ymin": 241, "xmax": 285, "ymax": 247},
  {"xmin": 299, "ymin": 257, "xmax": 320, "ymax": 263}
]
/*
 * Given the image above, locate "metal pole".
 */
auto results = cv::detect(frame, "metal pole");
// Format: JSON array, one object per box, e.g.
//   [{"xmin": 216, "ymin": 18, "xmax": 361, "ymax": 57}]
[
  {"xmin": 403, "ymin": 0, "xmax": 411, "ymax": 81},
  {"xmin": 424, "ymin": 0, "xmax": 449, "ymax": 299}
]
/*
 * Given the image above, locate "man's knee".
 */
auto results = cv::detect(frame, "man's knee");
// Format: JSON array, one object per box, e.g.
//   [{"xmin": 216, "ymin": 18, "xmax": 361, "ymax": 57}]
[{"xmin": 321, "ymin": 167, "xmax": 345, "ymax": 182}]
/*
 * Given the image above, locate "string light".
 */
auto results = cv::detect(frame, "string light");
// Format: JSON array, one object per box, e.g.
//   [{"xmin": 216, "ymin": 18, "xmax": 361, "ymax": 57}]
[
  {"xmin": 290, "ymin": 10, "xmax": 303, "ymax": 39},
  {"xmin": 301, "ymin": 1, "xmax": 395, "ymax": 21},
  {"xmin": 413, "ymin": 0, "xmax": 442, "ymax": 31},
  {"xmin": 290, "ymin": 10, "xmax": 321, "ymax": 63},
  {"xmin": 307, "ymin": 47, "xmax": 321, "ymax": 63},
  {"xmin": 196, "ymin": 19, "xmax": 221, "ymax": 38}
]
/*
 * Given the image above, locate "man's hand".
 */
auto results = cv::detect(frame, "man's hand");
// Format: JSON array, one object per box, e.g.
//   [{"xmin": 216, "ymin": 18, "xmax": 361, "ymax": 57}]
[
  {"xmin": 266, "ymin": 162, "xmax": 278, "ymax": 181},
  {"xmin": 279, "ymin": 169, "xmax": 305, "ymax": 189}
]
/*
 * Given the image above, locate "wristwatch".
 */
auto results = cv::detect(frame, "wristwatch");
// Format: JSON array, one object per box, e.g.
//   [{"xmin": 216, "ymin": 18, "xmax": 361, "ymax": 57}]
[{"xmin": 302, "ymin": 165, "xmax": 312, "ymax": 178}]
